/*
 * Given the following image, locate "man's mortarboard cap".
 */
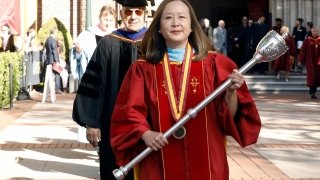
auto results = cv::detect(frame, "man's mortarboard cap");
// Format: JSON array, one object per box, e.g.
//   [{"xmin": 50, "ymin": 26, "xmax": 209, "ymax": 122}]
[{"xmin": 116, "ymin": 0, "xmax": 149, "ymax": 7}]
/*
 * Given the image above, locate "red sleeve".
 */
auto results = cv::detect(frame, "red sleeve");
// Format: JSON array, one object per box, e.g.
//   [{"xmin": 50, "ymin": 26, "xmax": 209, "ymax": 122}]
[
  {"xmin": 222, "ymin": 86, "xmax": 261, "ymax": 147},
  {"xmin": 110, "ymin": 61, "xmax": 151, "ymax": 166},
  {"xmin": 289, "ymin": 37, "xmax": 296, "ymax": 56},
  {"xmin": 212, "ymin": 53, "xmax": 261, "ymax": 147}
]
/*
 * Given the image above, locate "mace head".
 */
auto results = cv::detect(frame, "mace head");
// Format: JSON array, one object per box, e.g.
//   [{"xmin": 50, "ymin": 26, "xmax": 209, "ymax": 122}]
[{"xmin": 255, "ymin": 30, "xmax": 289, "ymax": 63}]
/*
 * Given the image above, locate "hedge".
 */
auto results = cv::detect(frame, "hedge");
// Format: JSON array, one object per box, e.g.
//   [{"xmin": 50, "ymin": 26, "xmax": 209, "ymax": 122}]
[{"xmin": 0, "ymin": 52, "xmax": 23, "ymax": 109}]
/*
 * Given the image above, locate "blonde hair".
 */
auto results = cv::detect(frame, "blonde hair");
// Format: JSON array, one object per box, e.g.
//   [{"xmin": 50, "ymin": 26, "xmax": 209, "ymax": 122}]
[
  {"xmin": 280, "ymin": 26, "xmax": 289, "ymax": 34},
  {"xmin": 99, "ymin": 5, "xmax": 116, "ymax": 19}
]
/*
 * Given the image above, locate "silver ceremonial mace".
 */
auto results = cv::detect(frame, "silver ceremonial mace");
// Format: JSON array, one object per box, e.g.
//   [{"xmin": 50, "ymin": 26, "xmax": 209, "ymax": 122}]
[{"xmin": 113, "ymin": 30, "xmax": 288, "ymax": 180}]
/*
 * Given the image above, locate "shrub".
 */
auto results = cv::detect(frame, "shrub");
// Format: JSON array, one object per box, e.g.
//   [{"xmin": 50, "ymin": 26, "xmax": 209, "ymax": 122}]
[{"xmin": 0, "ymin": 52, "xmax": 23, "ymax": 109}]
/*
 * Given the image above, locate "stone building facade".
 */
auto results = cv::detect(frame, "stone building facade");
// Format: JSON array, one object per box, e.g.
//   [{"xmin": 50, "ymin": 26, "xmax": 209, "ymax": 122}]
[
  {"xmin": 35, "ymin": 0, "xmax": 319, "ymax": 39},
  {"xmin": 190, "ymin": 0, "xmax": 319, "ymax": 32},
  {"xmin": 269, "ymin": 0, "xmax": 320, "ymax": 31}
]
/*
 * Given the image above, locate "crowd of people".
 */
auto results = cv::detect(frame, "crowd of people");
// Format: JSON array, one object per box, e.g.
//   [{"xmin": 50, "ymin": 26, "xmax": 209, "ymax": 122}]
[
  {"xmin": 199, "ymin": 15, "xmax": 319, "ymax": 99},
  {"xmin": 1, "ymin": 0, "xmax": 319, "ymax": 179},
  {"xmin": 1, "ymin": 1, "xmax": 318, "ymax": 101}
]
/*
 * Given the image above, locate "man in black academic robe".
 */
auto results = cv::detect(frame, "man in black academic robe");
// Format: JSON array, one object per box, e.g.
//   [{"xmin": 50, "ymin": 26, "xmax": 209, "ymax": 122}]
[
  {"xmin": 251, "ymin": 15, "xmax": 270, "ymax": 74},
  {"xmin": 72, "ymin": 0, "xmax": 151, "ymax": 179}
]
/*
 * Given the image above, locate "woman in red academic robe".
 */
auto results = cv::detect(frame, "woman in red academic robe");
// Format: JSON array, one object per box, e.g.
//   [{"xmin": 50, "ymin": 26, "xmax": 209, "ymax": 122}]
[
  {"xmin": 299, "ymin": 26, "xmax": 320, "ymax": 99},
  {"xmin": 110, "ymin": 0, "xmax": 261, "ymax": 179},
  {"xmin": 273, "ymin": 26, "xmax": 295, "ymax": 81}
]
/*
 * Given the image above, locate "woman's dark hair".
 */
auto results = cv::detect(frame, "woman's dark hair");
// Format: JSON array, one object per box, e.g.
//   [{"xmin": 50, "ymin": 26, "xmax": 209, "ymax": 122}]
[
  {"xmin": 297, "ymin": 18, "xmax": 304, "ymax": 24},
  {"xmin": 307, "ymin": 22, "xmax": 313, "ymax": 28},
  {"xmin": 140, "ymin": 0, "xmax": 212, "ymax": 64}
]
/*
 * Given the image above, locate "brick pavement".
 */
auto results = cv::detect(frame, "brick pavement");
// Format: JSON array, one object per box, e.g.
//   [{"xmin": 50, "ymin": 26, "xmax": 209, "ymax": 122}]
[
  {"xmin": 0, "ymin": 91, "xmax": 319, "ymax": 179},
  {"xmin": 0, "ymin": 92, "xmax": 100, "ymax": 179}
]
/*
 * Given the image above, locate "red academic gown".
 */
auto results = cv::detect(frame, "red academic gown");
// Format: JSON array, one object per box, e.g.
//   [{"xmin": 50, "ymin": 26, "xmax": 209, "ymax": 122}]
[
  {"xmin": 273, "ymin": 35, "xmax": 295, "ymax": 72},
  {"xmin": 299, "ymin": 36, "xmax": 320, "ymax": 87},
  {"xmin": 111, "ymin": 52, "xmax": 261, "ymax": 180}
]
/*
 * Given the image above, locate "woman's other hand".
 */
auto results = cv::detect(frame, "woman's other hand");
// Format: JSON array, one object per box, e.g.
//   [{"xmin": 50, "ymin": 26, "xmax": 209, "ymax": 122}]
[{"xmin": 141, "ymin": 130, "xmax": 168, "ymax": 151}]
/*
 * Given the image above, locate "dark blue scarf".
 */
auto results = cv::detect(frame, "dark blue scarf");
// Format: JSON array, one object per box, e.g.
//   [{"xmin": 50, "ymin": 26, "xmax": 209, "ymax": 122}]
[{"xmin": 113, "ymin": 27, "xmax": 147, "ymax": 41}]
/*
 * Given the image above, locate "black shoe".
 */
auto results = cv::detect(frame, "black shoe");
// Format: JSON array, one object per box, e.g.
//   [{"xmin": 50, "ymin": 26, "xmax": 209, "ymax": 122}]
[{"xmin": 311, "ymin": 95, "xmax": 318, "ymax": 99}]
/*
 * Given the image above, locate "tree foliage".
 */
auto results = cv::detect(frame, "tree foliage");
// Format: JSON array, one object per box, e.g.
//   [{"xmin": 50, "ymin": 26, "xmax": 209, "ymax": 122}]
[{"xmin": 37, "ymin": 17, "xmax": 73, "ymax": 62}]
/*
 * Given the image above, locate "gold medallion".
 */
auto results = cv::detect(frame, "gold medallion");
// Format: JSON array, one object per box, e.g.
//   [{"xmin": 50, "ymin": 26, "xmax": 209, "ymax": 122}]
[{"xmin": 173, "ymin": 126, "xmax": 186, "ymax": 139}]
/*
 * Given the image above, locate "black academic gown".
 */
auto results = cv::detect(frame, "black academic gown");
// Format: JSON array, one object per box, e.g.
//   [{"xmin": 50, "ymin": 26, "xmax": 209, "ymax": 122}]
[{"xmin": 72, "ymin": 29, "xmax": 146, "ymax": 180}]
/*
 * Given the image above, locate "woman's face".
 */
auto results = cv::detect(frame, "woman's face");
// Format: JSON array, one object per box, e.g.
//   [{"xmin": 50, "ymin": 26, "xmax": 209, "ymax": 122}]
[
  {"xmin": 159, "ymin": 1, "xmax": 192, "ymax": 49},
  {"xmin": 311, "ymin": 27, "xmax": 319, "ymax": 37},
  {"xmin": 99, "ymin": 14, "xmax": 115, "ymax": 31},
  {"xmin": 1, "ymin": 26, "xmax": 9, "ymax": 37}
]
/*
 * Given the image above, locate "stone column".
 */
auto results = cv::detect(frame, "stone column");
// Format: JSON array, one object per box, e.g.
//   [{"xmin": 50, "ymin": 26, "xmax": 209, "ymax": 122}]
[{"xmin": 269, "ymin": 0, "xmax": 320, "ymax": 33}]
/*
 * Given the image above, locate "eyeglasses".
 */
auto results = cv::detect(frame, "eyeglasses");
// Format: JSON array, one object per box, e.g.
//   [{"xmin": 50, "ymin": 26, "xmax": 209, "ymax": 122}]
[{"xmin": 124, "ymin": 9, "xmax": 144, "ymax": 16}]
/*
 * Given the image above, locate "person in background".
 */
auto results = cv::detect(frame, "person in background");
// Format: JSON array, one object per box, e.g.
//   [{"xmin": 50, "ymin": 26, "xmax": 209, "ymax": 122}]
[
  {"xmin": 292, "ymin": 18, "xmax": 307, "ymax": 49},
  {"xmin": 69, "ymin": 40, "xmax": 87, "ymax": 81},
  {"xmin": 42, "ymin": 27, "xmax": 59, "ymax": 103},
  {"xmin": 251, "ymin": 15, "xmax": 270, "ymax": 74},
  {"xmin": 76, "ymin": 5, "xmax": 117, "ymax": 61},
  {"xmin": 72, "ymin": 0, "xmax": 150, "ymax": 179},
  {"xmin": 292, "ymin": 18, "xmax": 307, "ymax": 73},
  {"xmin": 299, "ymin": 26, "xmax": 320, "ymax": 99},
  {"xmin": 56, "ymin": 39, "xmax": 68, "ymax": 93},
  {"xmin": 233, "ymin": 16, "xmax": 253, "ymax": 67},
  {"xmin": 248, "ymin": 19, "xmax": 253, "ymax": 27},
  {"xmin": 24, "ymin": 26, "xmax": 37, "ymax": 53},
  {"xmin": 110, "ymin": 0, "xmax": 261, "ymax": 179},
  {"xmin": 0, "ymin": 24, "xmax": 17, "ymax": 52},
  {"xmin": 72, "ymin": 5, "xmax": 116, "ymax": 79},
  {"xmin": 72, "ymin": 5, "xmax": 117, "ymax": 144},
  {"xmin": 253, "ymin": 15, "xmax": 269, "ymax": 43},
  {"xmin": 69, "ymin": 40, "xmax": 89, "ymax": 144},
  {"xmin": 200, "ymin": 18, "xmax": 214, "ymax": 47},
  {"xmin": 273, "ymin": 26, "xmax": 295, "ymax": 82},
  {"xmin": 213, "ymin": 19, "xmax": 228, "ymax": 55},
  {"xmin": 272, "ymin": 18, "xmax": 283, "ymax": 34},
  {"xmin": 306, "ymin": 21, "xmax": 313, "ymax": 37}
]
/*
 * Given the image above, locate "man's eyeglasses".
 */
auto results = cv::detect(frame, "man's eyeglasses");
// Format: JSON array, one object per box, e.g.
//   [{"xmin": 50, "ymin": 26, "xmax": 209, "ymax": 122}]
[{"xmin": 124, "ymin": 9, "xmax": 144, "ymax": 16}]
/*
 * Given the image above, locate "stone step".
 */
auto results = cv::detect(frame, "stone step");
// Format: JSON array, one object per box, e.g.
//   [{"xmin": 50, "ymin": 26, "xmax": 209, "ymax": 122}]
[
  {"xmin": 244, "ymin": 75, "xmax": 308, "ymax": 93},
  {"xmin": 245, "ymin": 75, "xmax": 307, "ymax": 82}
]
